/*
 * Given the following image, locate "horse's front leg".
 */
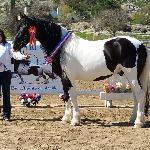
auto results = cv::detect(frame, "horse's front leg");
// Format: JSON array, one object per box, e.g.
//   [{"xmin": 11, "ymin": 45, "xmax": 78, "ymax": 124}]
[
  {"xmin": 61, "ymin": 99, "xmax": 72, "ymax": 124},
  {"xmin": 69, "ymin": 86, "xmax": 81, "ymax": 126},
  {"xmin": 61, "ymin": 75, "xmax": 73, "ymax": 124},
  {"xmin": 61, "ymin": 72, "xmax": 80, "ymax": 125},
  {"xmin": 35, "ymin": 75, "xmax": 41, "ymax": 81},
  {"xmin": 19, "ymin": 74, "xmax": 25, "ymax": 84}
]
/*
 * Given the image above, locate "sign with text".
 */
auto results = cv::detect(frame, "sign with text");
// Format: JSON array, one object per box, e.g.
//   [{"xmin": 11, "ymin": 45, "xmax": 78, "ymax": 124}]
[{"xmin": 10, "ymin": 41, "xmax": 63, "ymax": 94}]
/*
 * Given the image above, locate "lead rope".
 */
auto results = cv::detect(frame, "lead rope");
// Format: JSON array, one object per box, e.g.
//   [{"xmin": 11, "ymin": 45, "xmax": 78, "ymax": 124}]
[{"xmin": 44, "ymin": 31, "xmax": 72, "ymax": 64}]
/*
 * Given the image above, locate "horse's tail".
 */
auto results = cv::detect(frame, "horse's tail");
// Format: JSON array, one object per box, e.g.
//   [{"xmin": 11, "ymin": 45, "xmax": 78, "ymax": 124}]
[{"xmin": 138, "ymin": 44, "xmax": 150, "ymax": 116}]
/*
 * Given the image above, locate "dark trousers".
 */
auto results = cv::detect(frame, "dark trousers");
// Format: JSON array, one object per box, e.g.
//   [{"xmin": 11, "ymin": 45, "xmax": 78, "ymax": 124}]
[
  {"xmin": 0, "ymin": 71, "xmax": 12, "ymax": 118},
  {"xmin": 0, "ymin": 85, "xmax": 1, "ymax": 97}
]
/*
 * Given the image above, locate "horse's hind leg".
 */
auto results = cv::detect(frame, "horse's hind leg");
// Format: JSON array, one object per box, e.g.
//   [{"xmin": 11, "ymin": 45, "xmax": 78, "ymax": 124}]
[
  {"xmin": 133, "ymin": 84, "xmax": 145, "ymax": 128},
  {"xmin": 128, "ymin": 94, "xmax": 138, "ymax": 123},
  {"xmin": 114, "ymin": 65, "xmax": 138, "ymax": 123},
  {"xmin": 123, "ymin": 74, "xmax": 138, "ymax": 124},
  {"xmin": 120, "ymin": 66, "xmax": 145, "ymax": 128},
  {"xmin": 123, "ymin": 75, "xmax": 138, "ymax": 123}
]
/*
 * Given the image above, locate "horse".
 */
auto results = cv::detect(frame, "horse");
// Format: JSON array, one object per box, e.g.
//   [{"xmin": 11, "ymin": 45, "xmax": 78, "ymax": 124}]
[
  {"xmin": 11, "ymin": 58, "xmax": 55, "ymax": 84},
  {"xmin": 13, "ymin": 14, "xmax": 150, "ymax": 128}
]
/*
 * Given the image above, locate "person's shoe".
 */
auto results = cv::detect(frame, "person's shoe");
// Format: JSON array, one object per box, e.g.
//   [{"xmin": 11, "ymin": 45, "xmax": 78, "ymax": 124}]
[
  {"xmin": 3, "ymin": 117, "xmax": 10, "ymax": 121},
  {"xmin": 3, "ymin": 116, "xmax": 10, "ymax": 121}
]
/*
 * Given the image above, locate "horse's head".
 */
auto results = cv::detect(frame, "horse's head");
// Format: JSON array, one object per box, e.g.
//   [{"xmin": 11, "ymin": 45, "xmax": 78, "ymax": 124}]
[
  {"xmin": 13, "ymin": 14, "xmax": 62, "ymax": 56},
  {"xmin": 13, "ymin": 14, "xmax": 35, "ymax": 51}
]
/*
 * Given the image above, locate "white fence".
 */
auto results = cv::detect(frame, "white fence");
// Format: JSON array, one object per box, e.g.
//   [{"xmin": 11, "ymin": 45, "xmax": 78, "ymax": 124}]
[{"xmin": 100, "ymin": 92, "xmax": 134, "ymax": 108}]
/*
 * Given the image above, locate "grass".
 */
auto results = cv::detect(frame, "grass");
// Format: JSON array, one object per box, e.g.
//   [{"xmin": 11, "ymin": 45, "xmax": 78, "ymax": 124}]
[
  {"xmin": 75, "ymin": 31, "xmax": 111, "ymax": 40},
  {"xmin": 75, "ymin": 31, "xmax": 150, "ymax": 41}
]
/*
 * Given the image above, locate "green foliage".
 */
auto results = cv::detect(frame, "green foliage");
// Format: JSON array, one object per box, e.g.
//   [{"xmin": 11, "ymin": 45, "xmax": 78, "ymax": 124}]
[
  {"xmin": 131, "ymin": 12, "xmax": 145, "ymax": 25},
  {"xmin": 93, "ymin": 9, "xmax": 129, "ymax": 36},
  {"xmin": 1, "ymin": 0, "xmax": 150, "ymax": 35},
  {"xmin": 122, "ymin": 0, "xmax": 149, "ymax": 7},
  {"xmin": 58, "ymin": 0, "xmax": 123, "ymax": 21},
  {"xmin": 141, "ymin": 3, "xmax": 150, "ymax": 25},
  {"xmin": 76, "ymin": 31, "xmax": 150, "ymax": 42},
  {"xmin": 102, "ymin": 0, "xmax": 123, "ymax": 9},
  {"xmin": 76, "ymin": 32, "xmax": 111, "ymax": 40},
  {"xmin": 131, "ymin": 3, "xmax": 150, "ymax": 25},
  {"xmin": 56, "ymin": 3, "xmax": 74, "ymax": 26}
]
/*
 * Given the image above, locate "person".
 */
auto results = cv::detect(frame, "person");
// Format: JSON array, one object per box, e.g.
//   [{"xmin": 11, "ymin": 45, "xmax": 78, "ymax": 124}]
[
  {"xmin": 0, "ymin": 29, "xmax": 29, "ymax": 121},
  {"xmin": 0, "ymin": 85, "xmax": 1, "ymax": 98}
]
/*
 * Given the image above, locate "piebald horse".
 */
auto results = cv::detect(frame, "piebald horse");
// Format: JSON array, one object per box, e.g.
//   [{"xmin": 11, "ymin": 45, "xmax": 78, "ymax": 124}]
[
  {"xmin": 11, "ymin": 58, "xmax": 55, "ymax": 84},
  {"xmin": 13, "ymin": 14, "xmax": 150, "ymax": 128}
]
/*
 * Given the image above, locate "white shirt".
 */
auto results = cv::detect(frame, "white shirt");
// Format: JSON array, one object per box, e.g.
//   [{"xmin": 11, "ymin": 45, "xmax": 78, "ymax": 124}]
[{"xmin": 0, "ymin": 42, "xmax": 26, "ymax": 72}]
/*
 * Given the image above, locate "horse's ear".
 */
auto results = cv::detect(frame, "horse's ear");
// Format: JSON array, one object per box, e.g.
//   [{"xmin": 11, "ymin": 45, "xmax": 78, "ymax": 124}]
[{"xmin": 17, "ymin": 12, "xmax": 28, "ymax": 20}]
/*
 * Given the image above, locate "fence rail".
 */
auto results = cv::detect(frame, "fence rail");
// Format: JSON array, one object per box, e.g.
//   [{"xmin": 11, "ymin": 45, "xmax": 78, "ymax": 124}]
[{"xmin": 143, "ymin": 40, "xmax": 150, "ymax": 48}]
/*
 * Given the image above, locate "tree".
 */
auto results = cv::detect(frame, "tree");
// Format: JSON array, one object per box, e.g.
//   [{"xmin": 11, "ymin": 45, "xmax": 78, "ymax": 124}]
[
  {"xmin": 56, "ymin": 2, "xmax": 74, "ymax": 26},
  {"xmin": 0, "ymin": 0, "xmax": 54, "ymax": 36},
  {"xmin": 139, "ymin": 3, "xmax": 150, "ymax": 25},
  {"xmin": 93, "ymin": 9, "xmax": 129, "ymax": 36},
  {"xmin": 131, "ymin": 2, "xmax": 150, "ymax": 26},
  {"xmin": 122, "ymin": 0, "xmax": 149, "ymax": 7},
  {"xmin": 55, "ymin": 0, "xmax": 123, "ymax": 21},
  {"xmin": 11, "ymin": 0, "xmax": 15, "ymax": 9}
]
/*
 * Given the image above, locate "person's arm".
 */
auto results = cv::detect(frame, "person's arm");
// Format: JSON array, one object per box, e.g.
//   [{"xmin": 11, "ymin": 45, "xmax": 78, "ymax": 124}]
[
  {"xmin": 10, "ymin": 49, "xmax": 28, "ymax": 60},
  {"xmin": 8, "ymin": 43, "xmax": 29, "ymax": 60}
]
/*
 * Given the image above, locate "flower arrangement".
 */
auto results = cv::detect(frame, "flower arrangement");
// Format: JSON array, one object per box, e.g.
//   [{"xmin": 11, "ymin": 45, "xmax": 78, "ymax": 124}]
[
  {"xmin": 102, "ymin": 81, "xmax": 132, "ymax": 93},
  {"xmin": 18, "ymin": 92, "xmax": 41, "ymax": 107}
]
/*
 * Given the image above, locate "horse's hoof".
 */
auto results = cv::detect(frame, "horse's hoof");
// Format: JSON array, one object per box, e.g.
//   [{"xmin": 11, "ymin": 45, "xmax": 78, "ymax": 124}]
[
  {"xmin": 61, "ymin": 117, "xmax": 70, "ymax": 124},
  {"xmin": 61, "ymin": 120, "xmax": 67, "ymax": 124},
  {"xmin": 70, "ymin": 120, "xmax": 80, "ymax": 126},
  {"xmin": 61, "ymin": 120, "xmax": 70, "ymax": 124},
  {"xmin": 44, "ymin": 81, "xmax": 49, "ymax": 84},
  {"xmin": 134, "ymin": 123, "xmax": 144, "ymax": 128},
  {"xmin": 128, "ymin": 119, "xmax": 135, "ymax": 124}
]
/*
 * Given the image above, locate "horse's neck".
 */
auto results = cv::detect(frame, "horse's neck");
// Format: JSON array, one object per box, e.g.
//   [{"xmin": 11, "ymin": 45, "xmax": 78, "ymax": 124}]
[{"xmin": 37, "ymin": 25, "xmax": 64, "ymax": 53}]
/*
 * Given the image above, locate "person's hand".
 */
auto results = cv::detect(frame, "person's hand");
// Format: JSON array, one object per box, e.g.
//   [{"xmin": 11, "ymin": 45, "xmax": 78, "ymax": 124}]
[
  {"xmin": 24, "ymin": 54, "xmax": 30, "ymax": 59},
  {"xmin": 46, "ymin": 56, "xmax": 53, "ymax": 64}
]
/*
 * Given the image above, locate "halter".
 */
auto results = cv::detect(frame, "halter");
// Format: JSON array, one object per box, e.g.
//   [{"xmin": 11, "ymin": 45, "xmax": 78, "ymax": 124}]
[
  {"xmin": 28, "ymin": 26, "xmax": 36, "ymax": 50},
  {"xmin": 44, "ymin": 31, "xmax": 72, "ymax": 64}
]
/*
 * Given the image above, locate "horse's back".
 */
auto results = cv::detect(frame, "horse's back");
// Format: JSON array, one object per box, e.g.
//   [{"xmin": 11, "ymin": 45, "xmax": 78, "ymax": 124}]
[
  {"xmin": 63, "ymin": 36, "xmax": 113, "ymax": 80},
  {"xmin": 63, "ymin": 35, "xmax": 146, "ymax": 81}
]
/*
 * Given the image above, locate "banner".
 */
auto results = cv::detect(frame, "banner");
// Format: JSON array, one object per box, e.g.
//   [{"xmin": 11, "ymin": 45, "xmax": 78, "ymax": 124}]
[{"xmin": 10, "ymin": 41, "xmax": 63, "ymax": 94}]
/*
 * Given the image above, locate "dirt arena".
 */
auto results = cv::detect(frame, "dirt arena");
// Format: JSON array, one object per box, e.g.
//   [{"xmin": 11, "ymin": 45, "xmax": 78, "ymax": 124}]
[{"xmin": 0, "ymin": 81, "xmax": 150, "ymax": 150}]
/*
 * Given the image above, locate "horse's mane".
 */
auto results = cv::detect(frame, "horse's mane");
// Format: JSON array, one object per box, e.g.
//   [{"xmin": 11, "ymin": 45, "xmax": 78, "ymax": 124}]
[
  {"xmin": 33, "ymin": 17, "xmax": 52, "ymax": 29},
  {"xmin": 29, "ymin": 17, "xmax": 62, "ymax": 56}
]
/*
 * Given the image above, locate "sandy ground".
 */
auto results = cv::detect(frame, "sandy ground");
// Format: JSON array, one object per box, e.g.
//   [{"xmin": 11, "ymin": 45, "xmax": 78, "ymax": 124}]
[{"xmin": 0, "ymin": 81, "xmax": 150, "ymax": 150}]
